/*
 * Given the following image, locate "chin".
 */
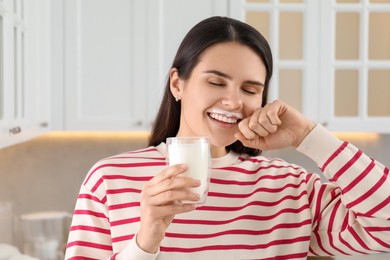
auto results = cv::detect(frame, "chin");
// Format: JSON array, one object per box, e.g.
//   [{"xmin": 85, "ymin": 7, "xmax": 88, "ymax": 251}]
[
  {"xmin": 203, "ymin": 126, "xmax": 238, "ymax": 147},
  {"xmin": 209, "ymin": 136, "xmax": 237, "ymax": 148}
]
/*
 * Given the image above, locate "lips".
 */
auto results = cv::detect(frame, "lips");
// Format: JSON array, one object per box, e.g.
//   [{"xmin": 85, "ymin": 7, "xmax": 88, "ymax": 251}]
[{"xmin": 207, "ymin": 108, "xmax": 243, "ymax": 125}]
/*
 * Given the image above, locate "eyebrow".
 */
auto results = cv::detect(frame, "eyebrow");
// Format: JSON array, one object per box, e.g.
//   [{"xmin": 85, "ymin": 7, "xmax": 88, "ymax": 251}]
[{"xmin": 203, "ymin": 70, "xmax": 265, "ymax": 87}]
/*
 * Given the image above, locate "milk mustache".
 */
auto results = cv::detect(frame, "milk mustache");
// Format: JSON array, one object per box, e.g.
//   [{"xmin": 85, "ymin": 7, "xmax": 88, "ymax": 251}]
[{"xmin": 167, "ymin": 137, "xmax": 211, "ymax": 205}]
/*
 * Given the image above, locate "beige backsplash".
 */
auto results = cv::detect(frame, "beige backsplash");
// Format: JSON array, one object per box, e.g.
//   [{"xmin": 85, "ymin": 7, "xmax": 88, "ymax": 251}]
[{"xmin": 0, "ymin": 132, "xmax": 149, "ymax": 217}]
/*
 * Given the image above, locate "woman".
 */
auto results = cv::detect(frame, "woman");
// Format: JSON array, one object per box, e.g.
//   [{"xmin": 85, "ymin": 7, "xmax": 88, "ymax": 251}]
[{"xmin": 65, "ymin": 16, "xmax": 390, "ymax": 259}]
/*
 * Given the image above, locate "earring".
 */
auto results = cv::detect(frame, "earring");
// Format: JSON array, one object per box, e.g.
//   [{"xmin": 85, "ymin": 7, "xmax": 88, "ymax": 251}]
[{"xmin": 175, "ymin": 96, "xmax": 180, "ymax": 102}]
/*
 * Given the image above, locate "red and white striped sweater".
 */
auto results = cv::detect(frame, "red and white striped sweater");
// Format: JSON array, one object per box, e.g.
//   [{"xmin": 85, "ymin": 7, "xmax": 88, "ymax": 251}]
[{"xmin": 65, "ymin": 125, "xmax": 390, "ymax": 260}]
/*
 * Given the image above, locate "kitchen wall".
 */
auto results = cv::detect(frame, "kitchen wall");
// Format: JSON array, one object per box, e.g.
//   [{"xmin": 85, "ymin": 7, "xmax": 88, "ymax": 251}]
[
  {"xmin": 0, "ymin": 132, "xmax": 149, "ymax": 218},
  {"xmin": 263, "ymin": 132, "xmax": 390, "ymax": 181}
]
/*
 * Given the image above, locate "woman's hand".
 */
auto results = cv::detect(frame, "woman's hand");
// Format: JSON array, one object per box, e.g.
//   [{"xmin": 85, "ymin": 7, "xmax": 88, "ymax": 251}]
[
  {"xmin": 137, "ymin": 164, "xmax": 200, "ymax": 253},
  {"xmin": 235, "ymin": 99, "xmax": 316, "ymax": 151}
]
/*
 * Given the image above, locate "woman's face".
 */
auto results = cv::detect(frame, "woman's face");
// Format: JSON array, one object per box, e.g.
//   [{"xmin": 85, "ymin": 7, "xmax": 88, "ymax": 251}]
[{"xmin": 172, "ymin": 42, "xmax": 267, "ymax": 156}]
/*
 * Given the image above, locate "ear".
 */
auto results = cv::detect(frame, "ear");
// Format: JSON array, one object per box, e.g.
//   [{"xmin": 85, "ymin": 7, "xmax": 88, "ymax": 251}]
[{"xmin": 169, "ymin": 68, "xmax": 183, "ymax": 101}]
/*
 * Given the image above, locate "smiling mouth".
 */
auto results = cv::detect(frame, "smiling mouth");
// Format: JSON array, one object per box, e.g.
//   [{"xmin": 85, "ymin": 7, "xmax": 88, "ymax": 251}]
[
  {"xmin": 208, "ymin": 113, "xmax": 240, "ymax": 124},
  {"xmin": 207, "ymin": 109, "xmax": 243, "ymax": 125}
]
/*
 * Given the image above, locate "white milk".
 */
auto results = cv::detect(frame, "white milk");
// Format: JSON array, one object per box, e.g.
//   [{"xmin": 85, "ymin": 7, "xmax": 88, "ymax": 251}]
[{"xmin": 167, "ymin": 137, "xmax": 210, "ymax": 205}]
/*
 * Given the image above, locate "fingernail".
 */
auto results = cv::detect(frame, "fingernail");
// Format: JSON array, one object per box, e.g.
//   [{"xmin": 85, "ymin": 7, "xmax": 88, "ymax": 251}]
[
  {"xmin": 194, "ymin": 193, "xmax": 201, "ymax": 200},
  {"xmin": 188, "ymin": 204, "xmax": 197, "ymax": 210}
]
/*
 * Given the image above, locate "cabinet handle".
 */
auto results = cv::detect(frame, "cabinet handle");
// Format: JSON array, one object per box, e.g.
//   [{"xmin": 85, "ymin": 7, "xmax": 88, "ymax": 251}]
[{"xmin": 9, "ymin": 126, "xmax": 22, "ymax": 135}]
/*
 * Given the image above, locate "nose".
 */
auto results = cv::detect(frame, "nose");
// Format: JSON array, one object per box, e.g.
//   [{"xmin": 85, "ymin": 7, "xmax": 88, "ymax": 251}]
[{"xmin": 221, "ymin": 88, "xmax": 243, "ymax": 110}]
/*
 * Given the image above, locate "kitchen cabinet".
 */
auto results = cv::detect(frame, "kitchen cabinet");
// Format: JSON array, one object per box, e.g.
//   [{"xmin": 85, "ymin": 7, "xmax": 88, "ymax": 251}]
[
  {"xmin": 230, "ymin": 0, "xmax": 321, "ymax": 122},
  {"xmin": 3, "ymin": 0, "xmax": 387, "ymax": 145},
  {"xmin": 59, "ymin": 0, "xmax": 150, "ymax": 130},
  {"xmin": 0, "ymin": 0, "xmax": 50, "ymax": 149},
  {"xmin": 230, "ymin": 0, "xmax": 390, "ymax": 133},
  {"xmin": 55, "ymin": 0, "xmax": 228, "ymax": 131},
  {"xmin": 319, "ymin": 0, "xmax": 390, "ymax": 133}
]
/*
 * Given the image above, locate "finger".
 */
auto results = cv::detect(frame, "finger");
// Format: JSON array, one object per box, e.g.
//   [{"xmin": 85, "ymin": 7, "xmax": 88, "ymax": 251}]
[
  {"xmin": 253, "ymin": 103, "xmax": 282, "ymax": 134},
  {"xmin": 244, "ymin": 108, "xmax": 276, "ymax": 137},
  {"xmin": 264, "ymin": 100, "xmax": 283, "ymax": 125},
  {"xmin": 155, "ymin": 203, "xmax": 197, "ymax": 216},
  {"xmin": 147, "ymin": 176, "xmax": 200, "ymax": 197},
  {"xmin": 147, "ymin": 164, "xmax": 188, "ymax": 186},
  {"xmin": 238, "ymin": 118, "xmax": 258, "ymax": 140},
  {"xmin": 266, "ymin": 108, "xmax": 282, "ymax": 126},
  {"xmin": 235, "ymin": 132, "xmax": 268, "ymax": 150},
  {"xmin": 149, "ymin": 189, "xmax": 201, "ymax": 206},
  {"xmin": 256, "ymin": 108, "xmax": 279, "ymax": 134}
]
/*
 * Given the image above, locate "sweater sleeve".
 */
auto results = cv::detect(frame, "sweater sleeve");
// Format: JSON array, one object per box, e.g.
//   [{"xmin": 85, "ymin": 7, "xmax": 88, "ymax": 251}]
[
  {"xmin": 297, "ymin": 124, "xmax": 390, "ymax": 255},
  {"xmin": 64, "ymin": 185, "xmax": 158, "ymax": 260}
]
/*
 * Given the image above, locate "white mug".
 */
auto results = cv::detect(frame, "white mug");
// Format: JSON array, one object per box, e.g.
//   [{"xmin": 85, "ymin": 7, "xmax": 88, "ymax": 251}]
[{"xmin": 166, "ymin": 137, "xmax": 211, "ymax": 206}]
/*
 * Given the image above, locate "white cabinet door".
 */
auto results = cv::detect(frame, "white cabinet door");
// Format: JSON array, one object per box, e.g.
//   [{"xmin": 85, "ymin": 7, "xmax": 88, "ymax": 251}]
[
  {"xmin": 0, "ymin": 0, "xmax": 50, "ymax": 149},
  {"xmin": 229, "ymin": 0, "xmax": 390, "ymax": 133},
  {"xmin": 229, "ymin": 0, "xmax": 321, "ymax": 122},
  {"xmin": 59, "ymin": 0, "xmax": 228, "ymax": 131},
  {"xmin": 62, "ymin": 0, "xmax": 146, "ymax": 130},
  {"xmin": 0, "ymin": 0, "xmax": 12, "ymax": 147},
  {"xmin": 320, "ymin": 0, "xmax": 390, "ymax": 133}
]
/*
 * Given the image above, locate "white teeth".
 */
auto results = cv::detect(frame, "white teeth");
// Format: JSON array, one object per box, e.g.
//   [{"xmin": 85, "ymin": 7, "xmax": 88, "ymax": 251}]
[
  {"xmin": 209, "ymin": 113, "xmax": 239, "ymax": 124},
  {"xmin": 207, "ymin": 108, "xmax": 243, "ymax": 120}
]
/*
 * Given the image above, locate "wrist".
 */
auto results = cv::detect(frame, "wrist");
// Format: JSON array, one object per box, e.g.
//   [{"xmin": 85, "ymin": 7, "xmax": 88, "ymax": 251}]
[
  {"xmin": 294, "ymin": 121, "xmax": 316, "ymax": 148},
  {"xmin": 136, "ymin": 229, "xmax": 163, "ymax": 254},
  {"xmin": 116, "ymin": 233, "xmax": 159, "ymax": 260}
]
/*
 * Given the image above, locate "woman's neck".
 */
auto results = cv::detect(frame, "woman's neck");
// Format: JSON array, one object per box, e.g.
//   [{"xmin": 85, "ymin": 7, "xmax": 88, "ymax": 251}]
[{"xmin": 211, "ymin": 146, "xmax": 228, "ymax": 158}]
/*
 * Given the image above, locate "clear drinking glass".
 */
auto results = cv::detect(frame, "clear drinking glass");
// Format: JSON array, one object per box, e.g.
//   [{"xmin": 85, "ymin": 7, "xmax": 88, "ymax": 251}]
[
  {"xmin": 20, "ymin": 211, "xmax": 72, "ymax": 260},
  {"xmin": 166, "ymin": 137, "xmax": 211, "ymax": 206}
]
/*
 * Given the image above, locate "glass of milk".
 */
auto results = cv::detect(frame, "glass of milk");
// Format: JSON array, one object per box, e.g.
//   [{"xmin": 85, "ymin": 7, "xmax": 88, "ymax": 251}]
[{"xmin": 166, "ymin": 137, "xmax": 211, "ymax": 206}]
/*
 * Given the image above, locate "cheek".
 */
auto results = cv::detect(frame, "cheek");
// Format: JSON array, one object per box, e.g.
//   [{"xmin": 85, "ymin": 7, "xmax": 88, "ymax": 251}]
[
  {"xmin": 244, "ymin": 98, "xmax": 262, "ymax": 115},
  {"xmin": 182, "ymin": 96, "xmax": 208, "ymax": 118}
]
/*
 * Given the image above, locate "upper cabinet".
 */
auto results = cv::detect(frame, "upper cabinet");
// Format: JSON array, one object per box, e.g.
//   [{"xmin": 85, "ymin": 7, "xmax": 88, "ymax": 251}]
[
  {"xmin": 230, "ymin": 0, "xmax": 390, "ymax": 133},
  {"xmin": 58, "ymin": 0, "xmax": 153, "ymax": 130},
  {"xmin": 1, "ymin": 0, "xmax": 389, "ymax": 146},
  {"xmin": 231, "ymin": 0, "xmax": 321, "ymax": 121},
  {"xmin": 54, "ymin": 0, "xmax": 228, "ymax": 131},
  {"xmin": 320, "ymin": 0, "xmax": 390, "ymax": 133},
  {"xmin": 0, "ymin": 0, "xmax": 50, "ymax": 149}
]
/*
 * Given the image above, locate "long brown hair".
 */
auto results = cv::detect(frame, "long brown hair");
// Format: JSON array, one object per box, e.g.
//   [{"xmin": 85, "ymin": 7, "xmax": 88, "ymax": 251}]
[{"xmin": 149, "ymin": 16, "xmax": 273, "ymax": 156}]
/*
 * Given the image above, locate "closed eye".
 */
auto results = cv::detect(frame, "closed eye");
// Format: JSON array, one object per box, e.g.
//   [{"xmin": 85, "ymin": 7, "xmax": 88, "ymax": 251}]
[
  {"xmin": 242, "ymin": 86, "xmax": 260, "ymax": 95},
  {"xmin": 243, "ymin": 89, "xmax": 257, "ymax": 94},
  {"xmin": 209, "ymin": 81, "xmax": 225, "ymax": 86}
]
